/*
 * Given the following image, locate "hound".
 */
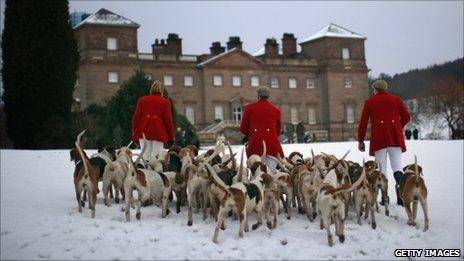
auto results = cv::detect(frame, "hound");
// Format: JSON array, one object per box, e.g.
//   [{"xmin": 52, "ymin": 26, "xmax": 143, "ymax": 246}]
[
  {"xmin": 316, "ymin": 150, "xmax": 362, "ymax": 246},
  {"xmin": 205, "ymin": 161, "xmax": 274, "ymax": 243},
  {"xmin": 123, "ymin": 146, "xmax": 172, "ymax": 221},
  {"xmin": 398, "ymin": 156, "xmax": 429, "ymax": 231},
  {"xmin": 72, "ymin": 131, "xmax": 100, "ymax": 218}
]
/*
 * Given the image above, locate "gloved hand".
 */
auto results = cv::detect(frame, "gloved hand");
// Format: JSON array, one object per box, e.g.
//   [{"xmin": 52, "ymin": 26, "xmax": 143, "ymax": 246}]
[{"xmin": 358, "ymin": 141, "xmax": 365, "ymax": 152}]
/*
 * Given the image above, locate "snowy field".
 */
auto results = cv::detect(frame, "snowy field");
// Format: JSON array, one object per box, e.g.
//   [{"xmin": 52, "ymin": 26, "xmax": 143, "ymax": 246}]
[{"xmin": 1, "ymin": 140, "xmax": 463, "ymax": 260}]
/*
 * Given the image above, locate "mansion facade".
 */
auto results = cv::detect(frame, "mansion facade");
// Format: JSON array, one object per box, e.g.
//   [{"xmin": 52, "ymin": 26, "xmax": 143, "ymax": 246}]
[{"xmin": 73, "ymin": 8, "xmax": 369, "ymax": 142}]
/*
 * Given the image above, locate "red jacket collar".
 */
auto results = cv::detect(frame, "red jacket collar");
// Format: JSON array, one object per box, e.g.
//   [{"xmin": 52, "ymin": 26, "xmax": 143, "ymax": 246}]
[
  {"xmin": 375, "ymin": 91, "xmax": 388, "ymax": 96},
  {"xmin": 257, "ymin": 98, "xmax": 269, "ymax": 103}
]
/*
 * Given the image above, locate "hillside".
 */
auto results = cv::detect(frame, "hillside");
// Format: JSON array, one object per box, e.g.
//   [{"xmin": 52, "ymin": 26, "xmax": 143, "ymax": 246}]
[{"xmin": 375, "ymin": 58, "xmax": 463, "ymax": 100}]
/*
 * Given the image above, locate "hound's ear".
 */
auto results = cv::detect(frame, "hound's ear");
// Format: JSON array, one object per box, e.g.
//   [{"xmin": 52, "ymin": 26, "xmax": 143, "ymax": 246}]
[{"xmin": 97, "ymin": 148, "xmax": 103, "ymax": 153}]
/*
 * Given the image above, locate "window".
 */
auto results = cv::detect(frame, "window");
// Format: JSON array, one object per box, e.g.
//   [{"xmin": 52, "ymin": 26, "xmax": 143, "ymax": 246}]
[
  {"xmin": 308, "ymin": 106, "xmax": 316, "ymax": 125},
  {"xmin": 346, "ymin": 105, "xmax": 355, "ymax": 123},
  {"xmin": 306, "ymin": 78, "xmax": 316, "ymax": 89},
  {"xmin": 184, "ymin": 75, "xmax": 194, "ymax": 87},
  {"xmin": 185, "ymin": 106, "xmax": 195, "ymax": 125},
  {"xmin": 164, "ymin": 75, "xmax": 173, "ymax": 86},
  {"xmin": 232, "ymin": 76, "xmax": 242, "ymax": 87},
  {"xmin": 342, "ymin": 48, "xmax": 350, "ymax": 60},
  {"xmin": 107, "ymin": 37, "xmax": 117, "ymax": 50},
  {"xmin": 214, "ymin": 106, "xmax": 224, "ymax": 121},
  {"xmin": 344, "ymin": 77, "xmax": 352, "ymax": 88},
  {"xmin": 290, "ymin": 106, "xmax": 298, "ymax": 123},
  {"xmin": 213, "ymin": 75, "xmax": 222, "ymax": 86},
  {"xmin": 233, "ymin": 106, "xmax": 243, "ymax": 121},
  {"xmin": 108, "ymin": 72, "xmax": 118, "ymax": 83},
  {"xmin": 251, "ymin": 76, "xmax": 260, "ymax": 87},
  {"xmin": 288, "ymin": 78, "xmax": 297, "ymax": 89},
  {"xmin": 270, "ymin": 77, "xmax": 279, "ymax": 88}
]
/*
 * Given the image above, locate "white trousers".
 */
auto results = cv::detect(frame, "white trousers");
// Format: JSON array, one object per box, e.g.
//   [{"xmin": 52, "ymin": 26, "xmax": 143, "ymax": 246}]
[
  {"xmin": 263, "ymin": 156, "xmax": 278, "ymax": 174},
  {"xmin": 374, "ymin": 147, "xmax": 402, "ymax": 176},
  {"xmin": 139, "ymin": 139, "xmax": 164, "ymax": 162}
]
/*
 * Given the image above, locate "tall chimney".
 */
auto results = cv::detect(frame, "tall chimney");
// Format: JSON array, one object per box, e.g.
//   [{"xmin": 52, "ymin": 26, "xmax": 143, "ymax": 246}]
[
  {"xmin": 226, "ymin": 36, "xmax": 242, "ymax": 50},
  {"xmin": 210, "ymin": 42, "xmax": 225, "ymax": 55},
  {"xmin": 151, "ymin": 38, "xmax": 166, "ymax": 56},
  {"xmin": 166, "ymin": 33, "xmax": 182, "ymax": 56},
  {"xmin": 282, "ymin": 33, "xmax": 297, "ymax": 58},
  {"xmin": 264, "ymin": 38, "xmax": 279, "ymax": 58}
]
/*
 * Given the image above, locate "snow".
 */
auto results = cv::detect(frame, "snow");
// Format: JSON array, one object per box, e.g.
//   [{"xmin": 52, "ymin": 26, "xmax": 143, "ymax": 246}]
[
  {"xmin": 252, "ymin": 45, "xmax": 302, "ymax": 57},
  {"xmin": 1, "ymin": 140, "xmax": 463, "ymax": 260},
  {"xmin": 73, "ymin": 8, "xmax": 139, "ymax": 29},
  {"xmin": 300, "ymin": 23, "xmax": 366, "ymax": 44},
  {"xmin": 197, "ymin": 48, "xmax": 238, "ymax": 67}
]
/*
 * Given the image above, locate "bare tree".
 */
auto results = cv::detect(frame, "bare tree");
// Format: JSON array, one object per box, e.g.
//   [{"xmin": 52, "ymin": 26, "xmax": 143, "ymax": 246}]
[{"xmin": 417, "ymin": 77, "xmax": 463, "ymax": 139}]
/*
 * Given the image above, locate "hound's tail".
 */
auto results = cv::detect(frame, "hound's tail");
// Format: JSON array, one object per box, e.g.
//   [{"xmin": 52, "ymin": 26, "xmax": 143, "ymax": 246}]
[
  {"xmin": 134, "ymin": 134, "xmax": 148, "ymax": 167},
  {"xmin": 238, "ymin": 146, "xmax": 245, "ymax": 182},
  {"xmin": 334, "ymin": 158, "xmax": 366, "ymax": 195},
  {"xmin": 327, "ymin": 150, "xmax": 351, "ymax": 171},
  {"xmin": 205, "ymin": 162, "xmax": 229, "ymax": 194},
  {"xmin": 261, "ymin": 140, "xmax": 267, "ymax": 159},
  {"xmin": 75, "ymin": 130, "xmax": 89, "ymax": 177}
]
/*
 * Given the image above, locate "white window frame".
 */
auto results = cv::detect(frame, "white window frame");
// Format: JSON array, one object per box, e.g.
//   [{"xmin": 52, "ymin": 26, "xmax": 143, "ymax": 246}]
[
  {"xmin": 290, "ymin": 106, "xmax": 298, "ymax": 123},
  {"xmin": 344, "ymin": 77, "xmax": 352, "ymax": 88},
  {"xmin": 270, "ymin": 77, "xmax": 279, "ymax": 88},
  {"xmin": 308, "ymin": 106, "xmax": 316, "ymax": 125},
  {"xmin": 108, "ymin": 72, "xmax": 118, "ymax": 83},
  {"xmin": 214, "ymin": 105, "xmax": 224, "ymax": 121},
  {"xmin": 213, "ymin": 75, "xmax": 222, "ymax": 87},
  {"xmin": 184, "ymin": 75, "xmax": 194, "ymax": 87},
  {"xmin": 185, "ymin": 106, "xmax": 195, "ymax": 125},
  {"xmin": 251, "ymin": 76, "xmax": 260, "ymax": 87},
  {"xmin": 288, "ymin": 78, "xmax": 297, "ymax": 89},
  {"xmin": 164, "ymin": 75, "xmax": 173, "ymax": 86},
  {"xmin": 342, "ymin": 48, "xmax": 350, "ymax": 60},
  {"xmin": 232, "ymin": 76, "xmax": 242, "ymax": 87},
  {"xmin": 233, "ymin": 106, "xmax": 243, "ymax": 121},
  {"xmin": 107, "ymin": 37, "xmax": 117, "ymax": 50},
  {"xmin": 306, "ymin": 78, "xmax": 315, "ymax": 89},
  {"xmin": 346, "ymin": 105, "xmax": 355, "ymax": 124}
]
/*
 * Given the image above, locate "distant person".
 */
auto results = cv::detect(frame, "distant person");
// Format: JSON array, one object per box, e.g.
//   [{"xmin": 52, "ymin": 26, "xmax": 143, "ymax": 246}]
[
  {"xmin": 286, "ymin": 122, "xmax": 295, "ymax": 144},
  {"xmin": 131, "ymin": 81, "xmax": 175, "ymax": 161},
  {"xmin": 240, "ymin": 86, "xmax": 284, "ymax": 174},
  {"xmin": 296, "ymin": 121, "xmax": 306, "ymax": 143},
  {"xmin": 405, "ymin": 129, "xmax": 412, "ymax": 140},
  {"xmin": 412, "ymin": 128, "xmax": 419, "ymax": 140},
  {"xmin": 357, "ymin": 79, "xmax": 411, "ymax": 206},
  {"xmin": 175, "ymin": 127, "xmax": 186, "ymax": 147},
  {"xmin": 312, "ymin": 133, "xmax": 317, "ymax": 143}
]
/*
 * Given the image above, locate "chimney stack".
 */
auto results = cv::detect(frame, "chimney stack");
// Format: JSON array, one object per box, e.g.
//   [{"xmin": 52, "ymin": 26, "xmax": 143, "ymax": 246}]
[
  {"xmin": 151, "ymin": 38, "xmax": 166, "ymax": 56},
  {"xmin": 210, "ymin": 42, "xmax": 225, "ymax": 55},
  {"xmin": 166, "ymin": 33, "xmax": 182, "ymax": 56},
  {"xmin": 226, "ymin": 36, "xmax": 242, "ymax": 50},
  {"xmin": 264, "ymin": 38, "xmax": 279, "ymax": 58},
  {"xmin": 282, "ymin": 33, "xmax": 297, "ymax": 58}
]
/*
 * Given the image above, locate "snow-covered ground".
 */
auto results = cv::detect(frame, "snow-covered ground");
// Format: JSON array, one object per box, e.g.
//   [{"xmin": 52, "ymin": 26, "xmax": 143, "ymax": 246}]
[{"xmin": 1, "ymin": 140, "xmax": 463, "ymax": 260}]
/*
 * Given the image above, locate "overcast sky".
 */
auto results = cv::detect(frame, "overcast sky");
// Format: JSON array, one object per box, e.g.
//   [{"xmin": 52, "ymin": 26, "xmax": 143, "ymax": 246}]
[{"xmin": 2, "ymin": 1, "xmax": 463, "ymax": 77}]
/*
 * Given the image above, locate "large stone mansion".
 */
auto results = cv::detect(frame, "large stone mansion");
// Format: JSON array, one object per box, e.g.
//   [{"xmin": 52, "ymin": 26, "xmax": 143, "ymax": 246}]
[{"xmin": 73, "ymin": 8, "xmax": 369, "ymax": 143}]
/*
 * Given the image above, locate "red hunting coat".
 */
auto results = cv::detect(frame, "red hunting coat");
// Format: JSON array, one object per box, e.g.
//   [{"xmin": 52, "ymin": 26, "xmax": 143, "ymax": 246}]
[
  {"xmin": 131, "ymin": 93, "xmax": 175, "ymax": 145},
  {"xmin": 240, "ymin": 98, "xmax": 284, "ymax": 158},
  {"xmin": 358, "ymin": 91, "xmax": 411, "ymax": 156}
]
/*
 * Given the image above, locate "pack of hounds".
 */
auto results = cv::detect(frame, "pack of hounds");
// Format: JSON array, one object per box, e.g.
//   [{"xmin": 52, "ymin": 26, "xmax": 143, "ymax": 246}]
[{"xmin": 70, "ymin": 130, "xmax": 429, "ymax": 246}]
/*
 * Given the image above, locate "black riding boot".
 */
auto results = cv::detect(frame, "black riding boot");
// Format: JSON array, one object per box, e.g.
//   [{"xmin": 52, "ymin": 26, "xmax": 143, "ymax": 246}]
[{"xmin": 394, "ymin": 171, "xmax": 404, "ymax": 206}]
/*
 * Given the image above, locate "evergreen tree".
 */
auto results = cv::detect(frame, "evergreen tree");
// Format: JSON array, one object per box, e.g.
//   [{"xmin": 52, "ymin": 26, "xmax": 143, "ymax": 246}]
[
  {"xmin": 1, "ymin": 0, "xmax": 79, "ymax": 149},
  {"xmin": 105, "ymin": 70, "xmax": 199, "ymax": 147}
]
